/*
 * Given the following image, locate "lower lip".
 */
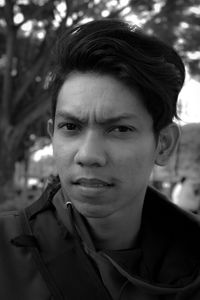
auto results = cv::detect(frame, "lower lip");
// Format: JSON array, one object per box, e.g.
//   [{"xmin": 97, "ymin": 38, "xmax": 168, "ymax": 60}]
[{"xmin": 73, "ymin": 183, "xmax": 112, "ymax": 196}]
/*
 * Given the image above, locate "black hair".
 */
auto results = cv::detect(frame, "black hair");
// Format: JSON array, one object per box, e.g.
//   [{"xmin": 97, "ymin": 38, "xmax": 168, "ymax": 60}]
[{"xmin": 50, "ymin": 19, "xmax": 185, "ymax": 133}]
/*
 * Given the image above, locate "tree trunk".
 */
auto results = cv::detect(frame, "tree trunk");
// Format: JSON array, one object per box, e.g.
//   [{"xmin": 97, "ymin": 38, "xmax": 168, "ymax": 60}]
[
  {"xmin": 0, "ymin": 145, "xmax": 15, "ymax": 203},
  {"xmin": 0, "ymin": 127, "xmax": 23, "ymax": 204}
]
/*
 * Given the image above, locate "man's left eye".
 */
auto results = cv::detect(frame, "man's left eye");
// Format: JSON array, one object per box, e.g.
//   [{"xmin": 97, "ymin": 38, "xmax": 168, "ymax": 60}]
[
  {"xmin": 64, "ymin": 123, "xmax": 78, "ymax": 130},
  {"xmin": 58, "ymin": 122, "xmax": 79, "ymax": 131},
  {"xmin": 112, "ymin": 126, "xmax": 133, "ymax": 132}
]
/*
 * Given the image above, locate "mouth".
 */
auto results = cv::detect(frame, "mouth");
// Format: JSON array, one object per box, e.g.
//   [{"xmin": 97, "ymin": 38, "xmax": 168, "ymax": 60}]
[{"xmin": 73, "ymin": 178, "xmax": 113, "ymax": 188}]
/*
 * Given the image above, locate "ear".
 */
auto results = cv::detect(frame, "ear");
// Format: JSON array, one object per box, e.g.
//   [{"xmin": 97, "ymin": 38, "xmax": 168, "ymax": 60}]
[
  {"xmin": 47, "ymin": 119, "xmax": 54, "ymax": 139},
  {"xmin": 155, "ymin": 123, "xmax": 180, "ymax": 166}
]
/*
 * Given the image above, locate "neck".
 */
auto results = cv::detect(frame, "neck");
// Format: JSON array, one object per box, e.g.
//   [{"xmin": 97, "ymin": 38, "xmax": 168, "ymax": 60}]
[{"xmin": 85, "ymin": 201, "xmax": 144, "ymax": 251}]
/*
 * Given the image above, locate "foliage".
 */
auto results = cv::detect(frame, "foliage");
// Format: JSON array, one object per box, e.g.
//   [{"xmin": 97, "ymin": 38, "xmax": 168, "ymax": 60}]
[
  {"xmin": 0, "ymin": 0, "xmax": 128, "ymax": 160},
  {"xmin": 136, "ymin": 0, "xmax": 200, "ymax": 78},
  {"xmin": 177, "ymin": 123, "xmax": 200, "ymax": 178},
  {"xmin": 0, "ymin": 0, "xmax": 130, "ymax": 200},
  {"xmin": 0, "ymin": 0, "xmax": 200, "ymax": 200}
]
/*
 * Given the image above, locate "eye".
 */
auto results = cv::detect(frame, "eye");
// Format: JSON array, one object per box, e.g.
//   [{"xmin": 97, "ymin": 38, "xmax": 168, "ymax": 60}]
[
  {"xmin": 111, "ymin": 126, "xmax": 133, "ymax": 133},
  {"xmin": 58, "ymin": 122, "xmax": 80, "ymax": 131},
  {"xmin": 65, "ymin": 123, "xmax": 78, "ymax": 130}
]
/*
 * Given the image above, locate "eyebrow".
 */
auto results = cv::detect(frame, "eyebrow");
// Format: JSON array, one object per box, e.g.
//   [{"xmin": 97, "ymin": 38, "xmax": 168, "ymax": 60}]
[{"xmin": 55, "ymin": 111, "xmax": 139, "ymax": 124}]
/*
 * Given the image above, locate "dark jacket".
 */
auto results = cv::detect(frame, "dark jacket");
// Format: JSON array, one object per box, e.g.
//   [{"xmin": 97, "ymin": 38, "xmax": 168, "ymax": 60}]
[{"xmin": 1, "ymin": 183, "xmax": 200, "ymax": 300}]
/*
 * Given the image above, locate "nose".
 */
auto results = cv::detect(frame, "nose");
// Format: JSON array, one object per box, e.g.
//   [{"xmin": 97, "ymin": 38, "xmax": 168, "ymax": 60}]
[{"xmin": 74, "ymin": 131, "xmax": 107, "ymax": 167}]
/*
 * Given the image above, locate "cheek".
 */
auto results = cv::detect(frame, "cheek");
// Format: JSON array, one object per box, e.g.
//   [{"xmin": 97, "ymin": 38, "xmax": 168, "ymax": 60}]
[
  {"xmin": 113, "ymin": 145, "xmax": 156, "ymax": 179},
  {"xmin": 52, "ymin": 139, "xmax": 73, "ymax": 168}
]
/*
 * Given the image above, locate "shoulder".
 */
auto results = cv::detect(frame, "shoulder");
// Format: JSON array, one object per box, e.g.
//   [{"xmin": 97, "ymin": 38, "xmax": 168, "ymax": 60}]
[
  {"xmin": 0, "ymin": 210, "xmax": 23, "ymax": 246},
  {"xmin": 0, "ymin": 210, "xmax": 21, "ymax": 230},
  {"xmin": 0, "ymin": 209, "xmax": 21, "ymax": 223},
  {"xmin": 145, "ymin": 186, "xmax": 200, "ymax": 248},
  {"xmin": 146, "ymin": 185, "xmax": 200, "ymax": 221}
]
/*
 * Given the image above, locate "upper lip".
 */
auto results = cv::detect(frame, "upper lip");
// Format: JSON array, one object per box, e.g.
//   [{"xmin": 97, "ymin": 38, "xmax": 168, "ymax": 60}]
[{"xmin": 73, "ymin": 178, "xmax": 113, "ymax": 186}]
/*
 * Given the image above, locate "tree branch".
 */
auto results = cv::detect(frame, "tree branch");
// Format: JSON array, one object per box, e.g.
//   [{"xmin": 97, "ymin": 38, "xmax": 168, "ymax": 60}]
[
  {"xmin": 65, "ymin": 0, "xmax": 73, "ymax": 17},
  {"xmin": 16, "ymin": 1, "xmax": 55, "ymax": 29},
  {"xmin": 4, "ymin": 0, "xmax": 14, "ymax": 29},
  {"xmin": 16, "ymin": 91, "xmax": 50, "ymax": 134},
  {"xmin": 16, "ymin": 10, "xmax": 41, "ymax": 29},
  {"xmin": 54, "ymin": 0, "xmax": 73, "ymax": 34},
  {"xmin": 8, "ymin": 0, "xmax": 73, "ymax": 128},
  {"xmin": 13, "ymin": 54, "xmax": 46, "ymax": 108},
  {"xmin": 13, "ymin": 0, "xmax": 71, "ymax": 111},
  {"xmin": 107, "ymin": 5, "xmax": 129, "ymax": 19},
  {"xmin": 1, "ymin": 1, "xmax": 15, "ymax": 125}
]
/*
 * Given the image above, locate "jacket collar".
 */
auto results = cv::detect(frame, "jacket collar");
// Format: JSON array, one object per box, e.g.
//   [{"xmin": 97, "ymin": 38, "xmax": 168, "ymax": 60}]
[
  {"xmin": 141, "ymin": 187, "xmax": 200, "ymax": 286},
  {"xmin": 27, "ymin": 182, "xmax": 200, "ymax": 288}
]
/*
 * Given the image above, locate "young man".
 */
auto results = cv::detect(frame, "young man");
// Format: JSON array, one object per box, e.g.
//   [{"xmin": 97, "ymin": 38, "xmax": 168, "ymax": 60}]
[{"xmin": 1, "ymin": 19, "xmax": 200, "ymax": 300}]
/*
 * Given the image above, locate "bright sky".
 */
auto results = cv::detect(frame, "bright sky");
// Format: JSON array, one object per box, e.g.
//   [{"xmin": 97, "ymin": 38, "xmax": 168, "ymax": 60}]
[
  {"xmin": 33, "ymin": 144, "xmax": 53, "ymax": 161},
  {"xmin": 178, "ymin": 77, "xmax": 200, "ymax": 124}
]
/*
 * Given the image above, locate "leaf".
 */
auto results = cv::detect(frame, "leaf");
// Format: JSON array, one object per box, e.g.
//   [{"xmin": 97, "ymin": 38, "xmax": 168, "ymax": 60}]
[{"xmin": 19, "ymin": 2, "xmax": 55, "ymax": 21}]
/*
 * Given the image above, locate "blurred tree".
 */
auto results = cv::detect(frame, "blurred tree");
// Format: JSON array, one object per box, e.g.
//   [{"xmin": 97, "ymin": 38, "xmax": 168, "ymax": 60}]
[
  {"xmin": 127, "ymin": 0, "xmax": 200, "ymax": 183},
  {"xmin": 0, "ymin": 0, "xmax": 200, "ymax": 201},
  {"xmin": 0, "ymin": 0, "xmax": 129, "ymax": 201},
  {"xmin": 128, "ymin": 0, "xmax": 200, "ymax": 78},
  {"xmin": 177, "ymin": 123, "xmax": 200, "ymax": 178}
]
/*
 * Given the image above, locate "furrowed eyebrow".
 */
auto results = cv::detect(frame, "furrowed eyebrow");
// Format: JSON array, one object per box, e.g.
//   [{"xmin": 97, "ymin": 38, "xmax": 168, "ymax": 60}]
[
  {"xmin": 55, "ymin": 112, "xmax": 87, "ymax": 123},
  {"xmin": 98, "ymin": 115, "xmax": 138, "ymax": 125},
  {"xmin": 55, "ymin": 111, "xmax": 138, "ymax": 124}
]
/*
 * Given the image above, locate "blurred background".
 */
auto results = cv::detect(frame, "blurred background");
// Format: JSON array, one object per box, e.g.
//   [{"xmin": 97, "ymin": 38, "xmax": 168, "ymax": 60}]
[{"xmin": 0, "ymin": 0, "xmax": 200, "ymax": 212}]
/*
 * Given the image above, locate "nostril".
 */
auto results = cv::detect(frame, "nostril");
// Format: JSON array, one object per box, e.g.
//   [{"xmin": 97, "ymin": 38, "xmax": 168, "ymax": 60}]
[
  {"xmin": 74, "ymin": 148, "xmax": 106, "ymax": 167},
  {"xmin": 74, "ymin": 132, "xmax": 107, "ymax": 167}
]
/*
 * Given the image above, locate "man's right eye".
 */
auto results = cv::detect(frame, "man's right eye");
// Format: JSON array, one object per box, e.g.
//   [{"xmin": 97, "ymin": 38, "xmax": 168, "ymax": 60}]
[
  {"xmin": 65, "ymin": 123, "xmax": 78, "ymax": 130},
  {"xmin": 58, "ymin": 122, "xmax": 79, "ymax": 131}
]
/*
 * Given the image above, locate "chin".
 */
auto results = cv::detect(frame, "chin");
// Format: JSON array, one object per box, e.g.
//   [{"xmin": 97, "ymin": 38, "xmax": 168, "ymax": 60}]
[{"xmin": 73, "ymin": 200, "xmax": 113, "ymax": 219}]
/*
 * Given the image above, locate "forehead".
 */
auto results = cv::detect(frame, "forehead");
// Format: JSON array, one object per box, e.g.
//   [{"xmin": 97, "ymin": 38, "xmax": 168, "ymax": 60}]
[{"xmin": 56, "ymin": 72, "xmax": 152, "ymax": 124}]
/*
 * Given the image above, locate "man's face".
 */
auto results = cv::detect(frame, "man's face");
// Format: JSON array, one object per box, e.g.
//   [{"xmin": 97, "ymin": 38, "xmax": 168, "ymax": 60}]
[{"xmin": 50, "ymin": 72, "xmax": 159, "ymax": 219}]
